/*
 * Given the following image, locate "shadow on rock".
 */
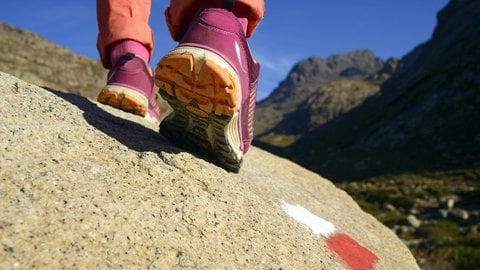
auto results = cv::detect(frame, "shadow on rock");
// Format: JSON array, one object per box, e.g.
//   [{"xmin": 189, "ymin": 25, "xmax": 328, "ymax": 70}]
[{"xmin": 44, "ymin": 87, "xmax": 181, "ymax": 155}]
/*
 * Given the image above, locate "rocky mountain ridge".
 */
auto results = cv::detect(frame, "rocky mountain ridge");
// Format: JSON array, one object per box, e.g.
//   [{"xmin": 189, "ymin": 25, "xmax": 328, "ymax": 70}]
[{"xmin": 254, "ymin": 50, "xmax": 398, "ymax": 147}]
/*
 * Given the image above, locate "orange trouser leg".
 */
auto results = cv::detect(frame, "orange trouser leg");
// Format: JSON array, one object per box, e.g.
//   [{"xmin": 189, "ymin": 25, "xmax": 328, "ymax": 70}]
[
  {"xmin": 97, "ymin": 0, "xmax": 264, "ymax": 68},
  {"xmin": 165, "ymin": 0, "xmax": 265, "ymax": 41},
  {"xmin": 97, "ymin": 0, "xmax": 154, "ymax": 68}
]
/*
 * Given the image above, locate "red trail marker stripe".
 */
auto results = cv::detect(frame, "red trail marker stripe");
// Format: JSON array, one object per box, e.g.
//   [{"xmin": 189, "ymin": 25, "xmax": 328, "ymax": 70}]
[{"xmin": 327, "ymin": 233, "xmax": 378, "ymax": 270}]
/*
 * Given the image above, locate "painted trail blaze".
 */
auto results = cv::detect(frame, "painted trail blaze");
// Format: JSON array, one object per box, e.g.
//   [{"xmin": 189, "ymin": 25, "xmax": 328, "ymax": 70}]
[
  {"xmin": 327, "ymin": 233, "xmax": 378, "ymax": 270},
  {"xmin": 281, "ymin": 202, "xmax": 378, "ymax": 270}
]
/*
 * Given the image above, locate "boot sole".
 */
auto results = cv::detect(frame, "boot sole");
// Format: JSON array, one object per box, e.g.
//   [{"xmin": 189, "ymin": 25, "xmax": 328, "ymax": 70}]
[
  {"xmin": 97, "ymin": 85, "xmax": 148, "ymax": 117},
  {"xmin": 155, "ymin": 46, "xmax": 243, "ymax": 172},
  {"xmin": 97, "ymin": 85, "xmax": 160, "ymax": 124}
]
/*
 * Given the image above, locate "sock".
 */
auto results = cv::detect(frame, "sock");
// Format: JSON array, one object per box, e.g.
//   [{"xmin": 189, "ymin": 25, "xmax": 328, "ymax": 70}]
[
  {"xmin": 110, "ymin": 40, "xmax": 150, "ymax": 67},
  {"xmin": 238, "ymin": 17, "xmax": 248, "ymax": 36},
  {"xmin": 231, "ymin": 3, "xmax": 249, "ymax": 36}
]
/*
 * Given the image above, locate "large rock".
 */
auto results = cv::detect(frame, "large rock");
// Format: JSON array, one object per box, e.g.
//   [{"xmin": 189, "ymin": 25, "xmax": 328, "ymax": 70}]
[{"xmin": 0, "ymin": 72, "xmax": 418, "ymax": 269}]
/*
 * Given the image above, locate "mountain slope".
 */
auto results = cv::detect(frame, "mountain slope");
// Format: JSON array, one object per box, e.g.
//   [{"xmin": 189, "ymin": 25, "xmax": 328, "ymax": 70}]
[
  {"xmin": 254, "ymin": 50, "xmax": 397, "ymax": 147},
  {"xmin": 0, "ymin": 22, "xmax": 106, "ymax": 99},
  {"xmin": 282, "ymin": 0, "xmax": 480, "ymax": 181}
]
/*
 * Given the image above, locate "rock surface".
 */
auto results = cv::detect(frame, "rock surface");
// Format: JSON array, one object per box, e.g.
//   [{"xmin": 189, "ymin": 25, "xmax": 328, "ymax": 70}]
[{"xmin": 0, "ymin": 72, "xmax": 419, "ymax": 269}]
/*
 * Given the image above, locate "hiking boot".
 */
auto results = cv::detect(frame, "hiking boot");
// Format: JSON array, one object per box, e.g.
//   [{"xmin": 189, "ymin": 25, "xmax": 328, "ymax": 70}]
[
  {"xmin": 98, "ymin": 53, "xmax": 161, "ymax": 123},
  {"xmin": 155, "ymin": 7, "xmax": 259, "ymax": 172}
]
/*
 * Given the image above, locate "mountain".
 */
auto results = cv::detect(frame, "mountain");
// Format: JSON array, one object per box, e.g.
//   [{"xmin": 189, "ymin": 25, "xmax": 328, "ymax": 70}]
[
  {"xmin": 254, "ymin": 50, "xmax": 398, "ymax": 148},
  {"xmin": 0, "ymin": 72, "xmax": 419, "ymax": 269},
  {"xmin": 0, "ymin": 22, "xmax": 106, "ymax": 99},
  {"xmin": 282, "ymin": 0, "xmax": 480, "ymax": 181}
]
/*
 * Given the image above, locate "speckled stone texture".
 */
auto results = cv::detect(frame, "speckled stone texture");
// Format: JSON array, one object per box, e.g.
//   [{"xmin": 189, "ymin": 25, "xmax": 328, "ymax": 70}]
[{"xmin": 0, "ymin": 72, "xmax": 419, "ymax": 269}]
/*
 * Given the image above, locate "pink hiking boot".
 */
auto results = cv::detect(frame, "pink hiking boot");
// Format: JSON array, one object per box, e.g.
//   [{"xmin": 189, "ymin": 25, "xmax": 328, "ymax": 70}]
[
  {"xmin": 155, "ymin": 7, "xmax": 259, "ymax": 172},
  {"xmin": 98, "ymin": 53, "xmax": 161, "ymax": 123}
]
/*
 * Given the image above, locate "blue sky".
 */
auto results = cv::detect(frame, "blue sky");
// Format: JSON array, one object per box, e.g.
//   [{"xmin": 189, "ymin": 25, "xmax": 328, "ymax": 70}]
[{"xmin": 1, "ymin": 0, "xmax": 449, "ymax": 100}]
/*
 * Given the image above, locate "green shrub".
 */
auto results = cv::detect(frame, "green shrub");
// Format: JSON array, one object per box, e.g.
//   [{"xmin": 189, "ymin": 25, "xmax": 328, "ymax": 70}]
[
  {"xmin": 392, "ymin": 196, "xmax": 416, "ymax": 211},
  {"xmin": 380, "ymin": 212, "xmax": 406, "ymax": 227},
  {"xmin": 455, "ymin": 233, "xmax": 480, "ymax": 247},
  {"xmin": 360, "ymin": 187, "xmax": 399, "ymax": 204},
  {"xmin": 425, "ymin": 184, "xmax": 450, "ymax": 196},
  {"xmin": 416, "ymin": 221, "xmax": 459, "ymax": 244},
  {"xmin": 450, "ymin": 246, "xmax": 480, "ymax": 270},
  {"xmin": 356, "ymin": 200, "xmax": 382, "ymax": 216}
]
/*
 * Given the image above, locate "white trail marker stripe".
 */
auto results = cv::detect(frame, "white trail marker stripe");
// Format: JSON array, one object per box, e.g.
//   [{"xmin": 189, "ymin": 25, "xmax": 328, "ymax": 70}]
[{"xmin": 281, "ymin": 202, "xmax": 336, "ymax": 237}]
